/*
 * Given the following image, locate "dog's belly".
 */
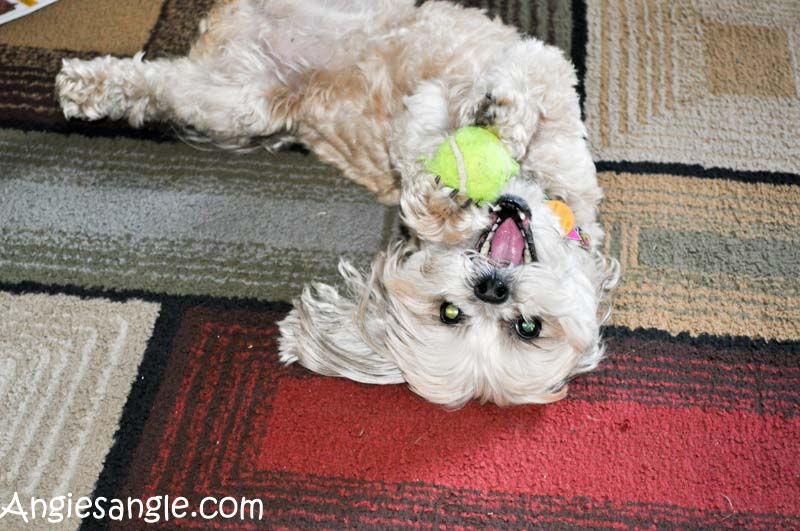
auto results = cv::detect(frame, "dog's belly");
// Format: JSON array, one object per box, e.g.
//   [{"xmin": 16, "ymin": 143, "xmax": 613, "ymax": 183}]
[{"xmin": 194, "ymin": 0, "xmax": 416, "ymax": 89}]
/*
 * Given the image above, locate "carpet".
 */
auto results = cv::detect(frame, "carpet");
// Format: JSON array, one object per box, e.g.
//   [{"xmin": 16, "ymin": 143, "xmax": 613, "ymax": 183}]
[
  {"xmin": 584, "ymin": 0, "xmax": 800, "ymax": 173},
  {"xmin": 0, "ymin": 0, "xmax": 798, "ymax": 529},
  {"xmin": 0, "ymin": 293, "xmax": 158, "ymax": 517}
]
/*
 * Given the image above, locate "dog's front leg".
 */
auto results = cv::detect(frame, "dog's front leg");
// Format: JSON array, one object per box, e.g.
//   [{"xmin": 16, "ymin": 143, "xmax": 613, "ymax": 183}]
[
  {"xmin": 455, "ymin": 39, "xmax": 588, "ymax": 160},
  {"xmin": 57, "ymin": 54, "xmax": 285, "ymax": 146},
  {"xmin": 456, "ymin": 39, "xmax": 603, "ymax": 227},
  {"xmin": 394, "ymin": 81, "xmax": 488, "ymax": 246}
]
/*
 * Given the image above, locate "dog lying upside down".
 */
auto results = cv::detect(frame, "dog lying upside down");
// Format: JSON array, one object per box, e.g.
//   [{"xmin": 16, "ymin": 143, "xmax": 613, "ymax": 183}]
[{"xmin": 56, "ymin": 0, "xmax": 618, "ymax": 407}]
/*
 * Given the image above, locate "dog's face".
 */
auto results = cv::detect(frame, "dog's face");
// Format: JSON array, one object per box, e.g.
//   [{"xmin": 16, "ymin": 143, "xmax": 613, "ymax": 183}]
[
  {"xmin": 279, "ymin": 175, "xmax": 617, "ymax": 408},
  {"xmin": 376, "ymin": 177, "xmax": 613, "ymax": 406}
]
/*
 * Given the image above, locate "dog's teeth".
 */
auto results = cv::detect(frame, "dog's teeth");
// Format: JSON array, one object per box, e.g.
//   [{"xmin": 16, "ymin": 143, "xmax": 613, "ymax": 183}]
[
  {"xmin": 480, "ymin": 231, "xmax": 494, "ymax": 256},
  {"xmin": 519, "ymin": 212, "xmax": 526, "ymax": 221},
  {"xmin": 524, "ymin": 248, "xmax": 532, "ymax": 264}
]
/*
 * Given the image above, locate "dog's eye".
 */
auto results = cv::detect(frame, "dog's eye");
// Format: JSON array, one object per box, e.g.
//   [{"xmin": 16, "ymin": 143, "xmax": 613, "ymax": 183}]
[
  {"xmin": 439, "ymin": 302, "xmax": 463, "ymax": 324},
  {"xmin": 514, "ymin": 317, "xmax": 542, "ymax": 340}
]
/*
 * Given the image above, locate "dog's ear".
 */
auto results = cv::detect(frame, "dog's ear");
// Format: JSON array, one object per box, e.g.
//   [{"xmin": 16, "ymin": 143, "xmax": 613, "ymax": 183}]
[
  {"xmin": 566, "ymin": 251, "xmax": 621, "ymax": 379},
  {"xmin": 278, "ymin": 257, "xmax": 405, "ymax": 384}
]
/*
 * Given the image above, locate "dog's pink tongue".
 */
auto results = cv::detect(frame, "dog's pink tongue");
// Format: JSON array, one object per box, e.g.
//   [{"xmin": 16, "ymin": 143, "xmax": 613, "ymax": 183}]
[{"xmin": 490, "ymin": 218, "xmax": 524, "ymax": 267}]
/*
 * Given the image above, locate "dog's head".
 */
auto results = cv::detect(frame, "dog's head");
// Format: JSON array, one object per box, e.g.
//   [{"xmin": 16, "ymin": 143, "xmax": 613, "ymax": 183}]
[{"xmin": 279, "ymin": 175, "xmax": 618, "ymax": 408}]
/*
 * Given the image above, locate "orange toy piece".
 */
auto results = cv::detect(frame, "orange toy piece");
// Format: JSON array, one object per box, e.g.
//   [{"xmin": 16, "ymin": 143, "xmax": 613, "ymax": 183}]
[{"xmin": 545, "ymin": 199, "xmax": 575, "ymax": 235}]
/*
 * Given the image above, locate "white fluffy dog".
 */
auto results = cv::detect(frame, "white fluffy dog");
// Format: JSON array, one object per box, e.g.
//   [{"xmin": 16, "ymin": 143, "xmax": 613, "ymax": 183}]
[{"xmin": 56, "ymin": 0, "xmax": 618, "ymax": 407}]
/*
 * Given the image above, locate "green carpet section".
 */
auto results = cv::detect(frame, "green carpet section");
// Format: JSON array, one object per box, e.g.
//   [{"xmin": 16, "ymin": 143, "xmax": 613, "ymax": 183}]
[
  {"xmin": 0, "ymin": 129, "xmax": 396, "ymax": 300},
  {"xmin": 461, "ymin": 0, "xmax": 573, "ymax": 53}
]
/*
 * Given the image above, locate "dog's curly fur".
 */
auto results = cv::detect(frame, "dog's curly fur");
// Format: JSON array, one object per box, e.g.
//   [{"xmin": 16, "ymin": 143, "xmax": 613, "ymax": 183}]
[{"xmin": 56, "ymin": 0, "xmax": 619, "ymax": 407}]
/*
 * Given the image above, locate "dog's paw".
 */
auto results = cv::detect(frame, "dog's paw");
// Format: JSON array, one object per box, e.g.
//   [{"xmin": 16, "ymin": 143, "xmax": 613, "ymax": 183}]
[
  {"xmin": 426, "ymin": 177, "xmax": 483, "ymax": 235},
  {"xmin": 56, "ymin": 55, "xmax": 142, "ymax": 122},
  {"xmin": 474, "ymin": 87, "xmax": 537, "ymax": 160},
  {"xmin": 56, "ymin": 58, "xmax": 109, "ymax": 120},
  {"xmin": 412, "ymin": 171, "xmax": 471, "ymax": 211},
  {"xmin": 431, "ymin": 175, "xmax": 473, "ymax": 210},
  {"xmin": 475, "ymin": 92, "xmax": 505, "ymax": 128},
  {"xmin": 401, "ymin": 172, "xmax": 485, "ymax": 245}
]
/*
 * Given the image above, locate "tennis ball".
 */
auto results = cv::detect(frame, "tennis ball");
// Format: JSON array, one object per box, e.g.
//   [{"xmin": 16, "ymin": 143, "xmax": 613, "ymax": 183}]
[{"xmin": 424, "ymin": 126, "xmax": 519, "ymax": 203}]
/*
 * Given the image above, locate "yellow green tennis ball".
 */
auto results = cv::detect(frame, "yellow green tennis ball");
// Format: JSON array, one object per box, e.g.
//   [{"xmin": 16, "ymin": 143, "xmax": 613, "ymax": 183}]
[{"xmin": 424, "ymin": 126, "xmax": 519, "ymax": 203}]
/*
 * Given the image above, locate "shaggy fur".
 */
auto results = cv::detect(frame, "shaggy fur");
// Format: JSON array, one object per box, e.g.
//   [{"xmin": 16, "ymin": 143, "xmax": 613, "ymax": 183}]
[{"xmin": 56, "ymin": 0, "xmax": 618, "ymax": 407}]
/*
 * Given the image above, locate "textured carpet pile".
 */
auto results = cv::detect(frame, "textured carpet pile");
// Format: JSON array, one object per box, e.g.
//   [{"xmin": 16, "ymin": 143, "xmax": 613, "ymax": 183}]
[{"xmin": 0, "ymin": 0, "xmax": 798, "ymax": 529}]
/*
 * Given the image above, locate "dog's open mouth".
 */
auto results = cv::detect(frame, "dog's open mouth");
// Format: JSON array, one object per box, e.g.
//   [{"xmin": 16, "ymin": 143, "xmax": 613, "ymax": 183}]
[{"xmin": 475, "ymin": 195, "xmax": 536, "ymax": 266}]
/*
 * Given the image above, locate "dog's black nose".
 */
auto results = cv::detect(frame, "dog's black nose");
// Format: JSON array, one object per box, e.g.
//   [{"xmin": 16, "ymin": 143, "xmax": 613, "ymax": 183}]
[{"xmin": 474, "ymin": 273, "xmax": 509, "ymax": 304}]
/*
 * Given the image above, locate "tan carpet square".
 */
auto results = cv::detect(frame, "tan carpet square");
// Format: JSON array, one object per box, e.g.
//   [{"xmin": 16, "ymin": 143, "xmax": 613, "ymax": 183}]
[
  {"xmin": 0, "ymin": 0, "xmax": 165, "ymax": 55},
  {"xmin": 704, "ymin": 21, "xmax": 795, "ymax": 97}
]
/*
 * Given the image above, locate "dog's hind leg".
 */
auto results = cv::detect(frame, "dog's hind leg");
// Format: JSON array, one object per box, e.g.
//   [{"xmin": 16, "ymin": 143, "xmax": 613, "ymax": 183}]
[
  {"xmin": 56, "ymin": 53, "xmax": 291, "ymax": 148},
  {"xmin": 55, "ymin": 0, "xmax": 414, "ymax": 149}
]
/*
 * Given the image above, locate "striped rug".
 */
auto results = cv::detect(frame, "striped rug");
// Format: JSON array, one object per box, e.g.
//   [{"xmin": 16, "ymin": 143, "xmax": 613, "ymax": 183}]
[{"xmin": 0, "ymin": 1, "xmax": 797, "ymax": 529}]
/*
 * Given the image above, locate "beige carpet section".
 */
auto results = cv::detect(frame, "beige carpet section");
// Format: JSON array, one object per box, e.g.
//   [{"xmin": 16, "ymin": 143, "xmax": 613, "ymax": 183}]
[
  {"xmin": 0, "ymin": 0, "xmax": 165, "ymax": 55},
  {"xmin": 600, "ymin": 172, "xmax": 800, "ymax": 340},
  {"xmin": 0, "ymin": 292, "xmax": 159, "ymax": 530},
  {"xmin": 584, "ymin": 0, "xmax": 800, "ymax": 173}
]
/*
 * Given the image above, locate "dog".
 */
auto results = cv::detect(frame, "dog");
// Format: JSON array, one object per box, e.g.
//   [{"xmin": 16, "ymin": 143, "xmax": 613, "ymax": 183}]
[{"xmin": 56, "ymin": 0, "xmax": 618, "ymax": 407}]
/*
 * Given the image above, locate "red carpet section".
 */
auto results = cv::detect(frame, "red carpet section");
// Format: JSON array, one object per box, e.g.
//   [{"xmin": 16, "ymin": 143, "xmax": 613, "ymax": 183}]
[{"xmin": 102, "ymin": 305, "xmax": 799, "ymax": 529}]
